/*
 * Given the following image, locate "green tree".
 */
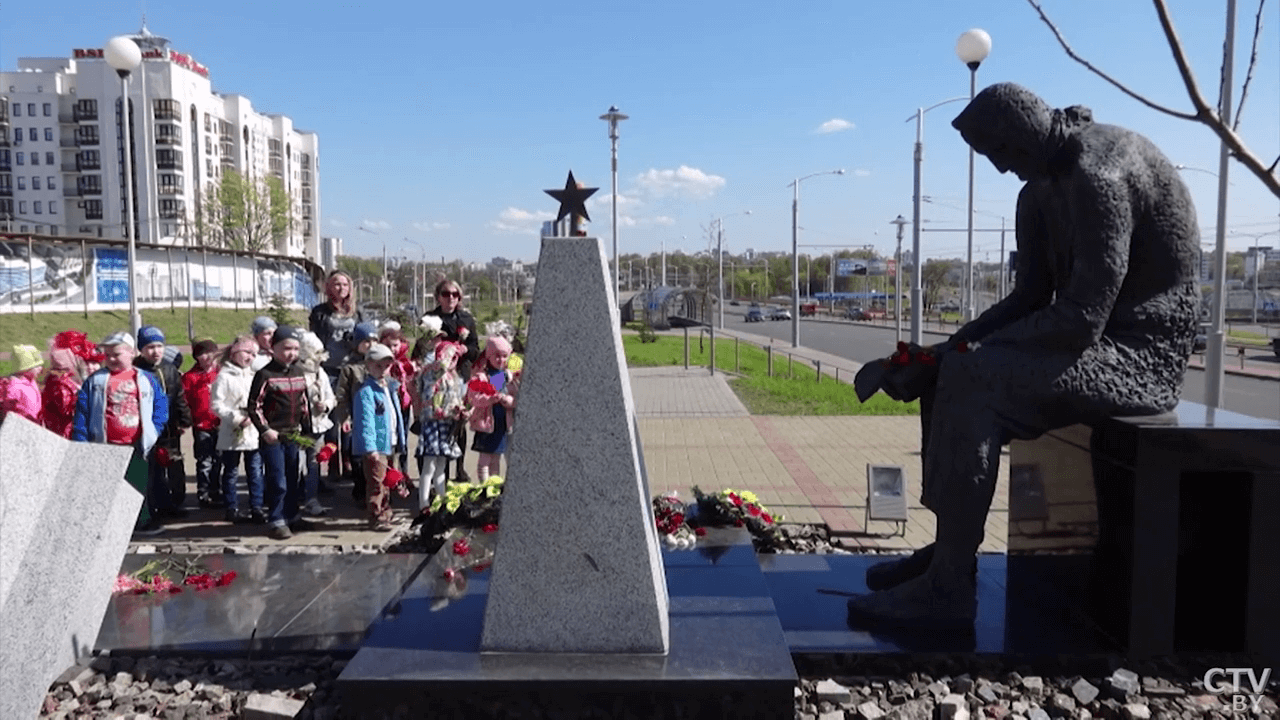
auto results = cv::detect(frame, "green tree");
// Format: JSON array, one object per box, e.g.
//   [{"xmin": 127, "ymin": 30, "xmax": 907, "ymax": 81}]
[
  {"xmin": 921, "ymin": 259, "xmax": 956, "ymax": 311},
  {"xmin": 197, "ymin": 171, "xmax": 293, "ymax": 253}
]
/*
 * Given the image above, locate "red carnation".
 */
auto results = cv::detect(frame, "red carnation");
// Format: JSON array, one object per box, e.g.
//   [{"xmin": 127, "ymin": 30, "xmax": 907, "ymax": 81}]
[
  {"xmin": 728, "ymin": 493, "xmax": 742, "ymax": 506},
  {"xmin": 443, "ymin": 568, "xmax": 457, "ymax": 581},
  {"xmin": 746, "ymin": 503, "xmax": 761, "ymax": 517},
  {"xmin": 734, "ymin": 519, "xmax": 744, "ymax": 527},
  {"xmin": 672, "ymin": 513, "xmax": 684, "ymax": 527},
  {"xmin": 918, "ymin": 353, "xmax": 937, "ymax": 366},
  {"xmin": 382, "ymin": 467, "xmax": 405, "ymax": 488},
  {"xmin": 216, "ymin": 571, "xmax": 237, "ymax": 587},
  {"xmin": 482, "ymin": 524, "xmax": 499, "ymax": 533},
  {"xmin": 761, "ymin": 513, "xmax": 773, "ymax": 524},
  {"xmin": 155, "ymin": 447, "xmax": 171, "ymax": 467},
  {"xmin": 468, "ymin": 378, "xmax": 497, "ymax": 395},
  {"xmin": 956, "ymin": 341, "xmax": 969, "ymax": 353},
  {"xmin": 316, "ymin": 443, "xmax": 337, "ymax": 464},
  {"xmin": 473, "ymin": 563, "xmax": 491, "ymax": 572},
  {"xmin": 694, "ymin": 527, "xmax": 706, "ymax": 537},
  {"xmin": 453, "ymin": 539, "xmax": 471, "ymax": 556}
]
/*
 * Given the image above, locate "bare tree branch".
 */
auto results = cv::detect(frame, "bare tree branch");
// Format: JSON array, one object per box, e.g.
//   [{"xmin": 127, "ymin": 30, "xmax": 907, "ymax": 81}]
[
  {"xmin": 1026, "ymin": 0, "xmax": 1280, "ymax": 199},
  {"xmin": 1026, "ymin": 0, "xmax": 1199, "ymax": 121},
  {"xmin": 1232, "ymin": 0, "xmax": 1267, "ymax": 131}
]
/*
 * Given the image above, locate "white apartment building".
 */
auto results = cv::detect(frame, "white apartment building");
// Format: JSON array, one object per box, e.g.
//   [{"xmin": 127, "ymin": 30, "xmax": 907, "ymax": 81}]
[{"xmin": 0, "ymin": 24, "xmax": 321, "ymax": 261}]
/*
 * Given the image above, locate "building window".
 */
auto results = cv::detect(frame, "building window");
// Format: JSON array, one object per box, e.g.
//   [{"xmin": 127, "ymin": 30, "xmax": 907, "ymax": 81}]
[
  {"xmin": 77, "ymin": 150, "xmax": 100, "ymax": 170},
  {"xmin": 158, "ymin": 173, "xmax": 181, "ymax": 193},
  {"xmin": 206, "ymin": 159, "xmax": 213, "ymax": 176},
  {"xmin": 18, "ymin": 201, "xmax": 27, "ymax": 214},
  {"xmin": 159, "ymin": 198, "xmax": 185, "ymax": 218},
  {"xmin": 34, "ymin": 225, "xmax": 43, "ymax": 234},
  {"xmin": 44, "ymin": 128, "xmax": 52, "ymax": 141},
  {"xmin": 0, "ymin": 150, "xmax": 9, "ymax": 169},
  {"xmin": 12, "ymin": 128, "xmax": 18, "ymax": 142},
  {"xmin": 15, "ymin": 152, "xmax": 23, "ymax": 165},
  {"xmin": 27, "ymin": 103, "xmax": 35, "ymax": 116},
  {"xmin": 44, "ymin": 152, "xmax": 53, "ymax": 164},
  {"xmin": 42, "ymin": 103, "xmax": 51, "ymax": 116},
  {"xmin": 74, "ymin": 99, "xmax": 98, "ymax": 121},
  {"xmin": 28, "ymin": 128, "xmax": 37, "ymax": 142},
  {"xmin": 84, "ymin": 199, "xmax": 103, "ymax": 219},
  {"xmin": 16, "ymin": 177, "xmax": 25, "ymax": 190},
  {"xmin": 30, "ymin": 153, "xmax": 38, "ymax": 166},
  {"xmin": 31, "ymin": 177, "xmax": 39, "ymax": 190},
  {"xmin": 0, "ymin": 199, "xmax": 12, "ymax": 218},
  {"xmin": 203, "ymin": 113, "xmax": 211, "ymax": 132},
  {"xmin": 49, "ymin": 200, "xmax": 57, "ymax": 214},
  {"xmin": 47, "ymin": 176, "xmax": 55, "ymax": 189},
  {"xmin": 156, "ymin": 148, "xmax": 182, "ymax": 169},
  {"xmin": 12, "ymin": 103, "xmax": 20, "ymax": 116},
  {"xmin": 75, "ymin": 126, "xmax": 99, "ymax": 145},
  {"xmin": 77, "ymin": 175, "xmax": 102, "ymax": 195},
  {"xmin": 155, "ymin": 124, "xmax": 182, "ymax": 145},
  {"xmin": 33, "ymin": 201, "xmax": 42, "ymax": 214}
]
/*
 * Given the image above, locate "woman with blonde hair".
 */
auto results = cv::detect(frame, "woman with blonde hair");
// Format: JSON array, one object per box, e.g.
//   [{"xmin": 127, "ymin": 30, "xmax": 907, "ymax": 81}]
[{"xmin": 309, "ymin": 270, "xmax": 364, "ymax": 385}]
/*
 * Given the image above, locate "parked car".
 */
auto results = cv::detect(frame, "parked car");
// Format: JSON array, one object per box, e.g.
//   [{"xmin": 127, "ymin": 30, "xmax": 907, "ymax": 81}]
[
  {"xmin": 800, "ymin": 303, "xmax": 817, "ymax": 317},
  {"xmin": 730, "ymin": 300, "xmax": 741, "ymax": 306},
  {"xmin": 845, "ymin": 307, "xmax": 869, "ymax": 321},
  {"xmin": 769, "ymin": 308, "xmax": 791, "ymax": 321},
  {"xmin": 1193, "ymin": 334, "xmax": 1208, "ymax": 353},
  {"xmin": 1271, "ymin": 337, "xmax": 1280, "ymax": 358},
  {"xmin": 745, "ymin": 308, "xmax": 765, "ymax": 322}
]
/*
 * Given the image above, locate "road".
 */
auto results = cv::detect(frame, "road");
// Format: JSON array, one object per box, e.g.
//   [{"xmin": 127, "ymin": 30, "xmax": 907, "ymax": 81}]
[{"xmin": 723, "ymin": 309, "xmax": 1280, "ymax": 421}]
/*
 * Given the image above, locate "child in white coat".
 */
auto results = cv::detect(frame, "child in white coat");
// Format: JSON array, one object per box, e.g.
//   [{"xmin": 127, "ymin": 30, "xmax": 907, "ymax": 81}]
[{"xmin": 210, "ymin": 335, "xmax": 265, "ymax": 523}]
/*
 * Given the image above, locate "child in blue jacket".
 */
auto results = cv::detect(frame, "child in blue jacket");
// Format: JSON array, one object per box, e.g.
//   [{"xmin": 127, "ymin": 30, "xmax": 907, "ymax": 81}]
[{"xmin": 352, "ymin": 343, "xmax": 405, "ymax": 531}]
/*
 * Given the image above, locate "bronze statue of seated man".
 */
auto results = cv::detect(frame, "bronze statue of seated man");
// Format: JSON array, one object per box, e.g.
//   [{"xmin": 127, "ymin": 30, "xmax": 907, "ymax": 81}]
[{"xmin": 847, "ymin": 82, "xmax": 1201, "ymax": 628}]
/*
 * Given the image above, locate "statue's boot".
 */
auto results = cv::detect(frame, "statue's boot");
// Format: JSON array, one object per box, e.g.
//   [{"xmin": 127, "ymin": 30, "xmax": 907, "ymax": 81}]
[
  {"xmin": 865, "ymin": 543, "xmax": 979, "ymax": 591},
  {"xmin": 847, "ymin": 550, "xmax": 978, "ymax": 630}
]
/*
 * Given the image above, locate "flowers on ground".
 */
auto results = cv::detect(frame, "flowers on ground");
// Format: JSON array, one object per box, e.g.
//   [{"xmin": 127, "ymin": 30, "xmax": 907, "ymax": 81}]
[
  {"xmin": 112, "ymin": 557, "xmax": 236, "ymax": 596},
  {"xmin": 652, "ymin": 487, "xmax": 785, "ymax": 552}
]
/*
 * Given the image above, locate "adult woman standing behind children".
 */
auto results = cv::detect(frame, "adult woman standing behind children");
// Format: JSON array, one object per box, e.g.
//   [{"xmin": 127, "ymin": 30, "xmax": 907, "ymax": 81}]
[
  {"xmin": 423, "ymin": 279, "xmax": 479, "ymax": 481},
  {"xmin": 310, "ymin": 270, "xmax": 364, "ymax": 384}
]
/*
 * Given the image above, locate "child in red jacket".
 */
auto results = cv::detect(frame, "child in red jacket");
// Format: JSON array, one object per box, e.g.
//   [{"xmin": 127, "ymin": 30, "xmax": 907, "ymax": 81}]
[{"xmin": 183, "ymin": 338, "xmax": 224, "ymax": 508}]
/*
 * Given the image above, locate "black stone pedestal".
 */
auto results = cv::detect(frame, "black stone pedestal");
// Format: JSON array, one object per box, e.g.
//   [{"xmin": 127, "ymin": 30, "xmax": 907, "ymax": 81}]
[{"xmin": 337, "ymin": 528, "xmax": 796, "ymax": 719}]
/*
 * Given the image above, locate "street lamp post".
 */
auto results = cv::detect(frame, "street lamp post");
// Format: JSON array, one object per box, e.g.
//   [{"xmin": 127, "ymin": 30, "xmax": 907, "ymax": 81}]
[
  {"xmin": 600, "ymin": 106, "xmax": 628, "ymax": 304},
  {"xmin": 906, "ymin": 96, "xmax": 967, "ymax": 345},
  {"xmin": 891, "ymin": 215, "xmax": 909, "ymax": 342},
  {"xmin": 715, "ymin": 211, "xmax": 752, "ymax": 329},
  {"xmin": 956, "ymin": 28, "xmax": 992, "ymax": 323},
  {"xmin": 789, "ymin": 169, "xmax": 845, "ymax": 347},
  {"xmin": 105, "ymin": 36, "xmax": 143, "ymax": 338}
]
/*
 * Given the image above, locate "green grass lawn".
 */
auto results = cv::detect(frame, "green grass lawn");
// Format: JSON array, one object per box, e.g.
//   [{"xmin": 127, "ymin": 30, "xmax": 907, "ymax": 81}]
[
  {"xmin": 1226, "ymin": 327, "xmax": 1275, "ymax": 346},
  {"xmin": 623, "ymin": 334, "xmax": 918, "ymax": 416}
]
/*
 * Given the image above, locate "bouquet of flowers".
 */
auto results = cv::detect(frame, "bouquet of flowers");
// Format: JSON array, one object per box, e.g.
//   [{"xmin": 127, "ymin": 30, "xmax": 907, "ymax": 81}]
[
  {"xmin": 652, "ymin": 492, "xmax": 703, "ymax": 550},
  {"xmin": 381, "ymin": 466, "xmax": 412, "ymax": 498},
  {"xmin": 688, "ymin": 486, "xmax": 786, "ymax": 552},
  {"xmin": 415, "ymin": 476, "xmax": 505, "ymax": 543},
  {"xmin": 466, "ymin": 377, "xmax": 499, "ymax": 433},
  {"xmin": 282, "ymin": 431, "xmax": 317, "ymax": 449},
  {"xmin": 113, "ymin": 556, "xmax": 236, "ymax": 596},
  {"xmin": 853, "ymin": 340, "xmax": 970, "ymax": 403},
  {"xmin": 316, "ymin": 442, "xmax": 338, "ymax": 464}
]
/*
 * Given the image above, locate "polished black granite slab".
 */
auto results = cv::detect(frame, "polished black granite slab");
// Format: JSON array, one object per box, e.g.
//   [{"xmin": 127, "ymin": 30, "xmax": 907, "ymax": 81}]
[
  {"xmin": 337, "ymin": 528, "xmax": 797, "ymax": 719},
  {"xmin": 95, "ymin": 554, "xmax": 423, "ymax": 656},
  {"xmin": 760, "ymin": 553, "xmax": 1117, "ymax": 655}
]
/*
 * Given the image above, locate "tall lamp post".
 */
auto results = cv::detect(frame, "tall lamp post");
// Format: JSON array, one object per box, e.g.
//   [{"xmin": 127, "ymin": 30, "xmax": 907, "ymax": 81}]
[
  {"xmin": 890, "ymin": 215, "xmax": 909, "ymax": 342},
  {"xmin": 105, "ymin": 36, "xmax": 143, "ymax": 338},
  {"xmin": 789, "ymin": 169, "xmax": 845, "ymax": 347},
  {"xmin": 956, "ymin": 28, "xmax": 992, "ymax": 323},
  {"xmin": 714, "ymin": 211, "xmax": 752, "ymax": 329},
  {"xmin": 600, "ymin": 106, "xmax": 628, "ymax": 304},
  {"xmin": 905, "ymin": 97, "xmax": 967, "ymax": 345}
]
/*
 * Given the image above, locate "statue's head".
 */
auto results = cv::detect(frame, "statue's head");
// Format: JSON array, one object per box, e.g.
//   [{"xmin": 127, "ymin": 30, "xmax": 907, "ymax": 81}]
[{"xmin": 952, "ymin": 82, "xmax": 1055, "ymax": 181}]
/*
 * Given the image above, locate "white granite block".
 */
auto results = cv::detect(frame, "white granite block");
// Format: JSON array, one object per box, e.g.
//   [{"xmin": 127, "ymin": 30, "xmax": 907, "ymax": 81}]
[
  {"xmin": 0, "ymin": 415, "xmax": 139, "ymax": 720},
  {"xmin": 480, "ymin": 235, "xmax": 670, "ymax": 654}
]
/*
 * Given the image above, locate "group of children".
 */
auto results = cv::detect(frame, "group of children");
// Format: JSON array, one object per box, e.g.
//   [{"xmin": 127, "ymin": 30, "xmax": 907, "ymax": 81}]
[{"xmin": 0, "ymin": 295, "xmax": 522, "ymax": 538}]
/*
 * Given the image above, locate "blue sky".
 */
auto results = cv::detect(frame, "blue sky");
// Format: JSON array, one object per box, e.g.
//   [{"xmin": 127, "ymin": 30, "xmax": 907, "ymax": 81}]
[{"xmin": 2, "ymin": 0, "xmax": 1278, "ymax": 264}]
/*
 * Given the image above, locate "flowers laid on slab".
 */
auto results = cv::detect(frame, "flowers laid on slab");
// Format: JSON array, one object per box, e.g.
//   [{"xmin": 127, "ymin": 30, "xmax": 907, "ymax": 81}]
[
  {"xmin": 428, "ymin": 525, "xmax": 499, "ymax": 611},
  {"xmin": 651, "ymin": 487, "xmax": 786, "ymax": 552},
  {"xmin": 413, "ymin": 476, "xmax": 505, "ymax": 547},
  {"xmin": 112, "ymin": 557, "xmax": 236, "ymax": 596},
  {"xmin": 652, "ymin": 492, "xmax": 699, "ymax": 549}
]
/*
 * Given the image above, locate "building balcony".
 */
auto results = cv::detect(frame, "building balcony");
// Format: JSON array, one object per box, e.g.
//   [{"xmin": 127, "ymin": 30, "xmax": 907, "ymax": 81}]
[
  {"xmin": 156, "ymin": 159, "xmax": 183, "ymax": 171},
  {"xmin": 59, "ymin": 113, "xmax": 77, "ymax": 124},
  {"xmin": 153, "ymin": 108, "xmax": 181, "ymax": 122},
  {"xmin": 154, "ymin": 136, "xmax": 182, "ymax": 146},
  {"xmin": 63, "ymin": 187, "xmax": 81, "ymax": 198},
  {"xmin": 158, "ymin": 186, "xmax": 182, "ymax": 195},
  {"xmin": 302, "ymin": 204, "xmax": 313, "ymax": 219},
  {"xmin": 218, "ymin": 132, "xmax": 233, "ymax": 143},
  {"xmin": 0, "ymin": 188, "xmax": 12, "ymax": 197},
  {"xmin": 76, "ymin": 186, "xmax": 102, "ymax": 196},
  {"xmin": 75, "ymin": 107, "xmax": 98, "ymax": 122},
  {"xmin": 0, "ymin": 160, "xmax": 9, "ymax": 172},
  {"xmin": 0, "ymin": 139, "xmax": 10, "ymax": 148}
]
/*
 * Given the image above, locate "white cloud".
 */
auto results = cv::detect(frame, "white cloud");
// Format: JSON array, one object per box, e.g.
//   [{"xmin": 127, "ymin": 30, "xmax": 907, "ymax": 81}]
[
  {"xmin": 854, "ymin": 169, "xmax": 872, "ymax": 177},
  {"xmin": 328, "ymin": 218, "xmax": 346, "ymax": 228},
  {"xmin": 588, "ymin": 192, "xmax": 643, "ymax": 210},
  {"xmin": 649, "ymin": 216, "xmax": 676, "ymax": 226},
  {"xmin": 488, "ymin": 206, "xmax": 556, "ymax": 234},
  {"xmin": 412, "ymin": 221, "xmax": 451, "ymax": 232},
  {"xmin": 634, "ymin": 166, "xmax": 726, "ymax": 200},
  {"xmin": 360, "ymin": 219, "xmax": 391, "ymax": 231},
  {"xmin": 815, "ymin": 118, "xmax": 854, "ymax": 134}
]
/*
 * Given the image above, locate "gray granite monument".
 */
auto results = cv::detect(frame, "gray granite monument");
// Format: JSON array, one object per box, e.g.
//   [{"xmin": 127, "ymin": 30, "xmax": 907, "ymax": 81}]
[
  {"xmin": 848, "ymin": 82, "xmax": 1201, "ymax": 628},
  {"xmin": 0, "ymin": 415, "xmax": 139, "ymax": 720},
  {"xmin": 479, "ymin": 232, "xmax": 670, "ymax": 654}
]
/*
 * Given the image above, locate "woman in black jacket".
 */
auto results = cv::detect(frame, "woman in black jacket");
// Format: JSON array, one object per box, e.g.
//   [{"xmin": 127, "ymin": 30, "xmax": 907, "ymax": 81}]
[{"xmin": 423, "ymin": 279, "xmax": 480, "ymax": 481}]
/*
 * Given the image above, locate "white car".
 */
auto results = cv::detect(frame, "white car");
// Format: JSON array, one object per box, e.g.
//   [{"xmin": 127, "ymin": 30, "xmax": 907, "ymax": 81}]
[{"xmin": 769, "ymin": 308, "xmax": 791, "ymax": 321}]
